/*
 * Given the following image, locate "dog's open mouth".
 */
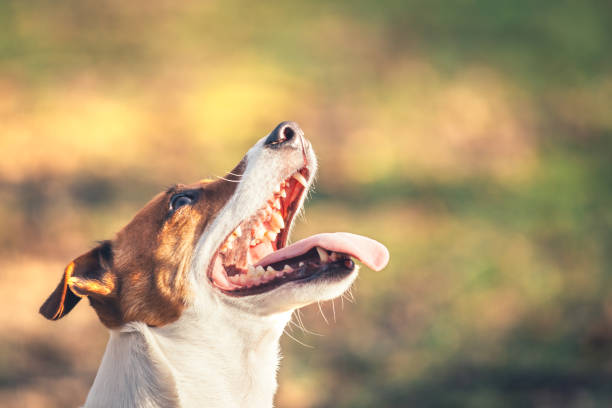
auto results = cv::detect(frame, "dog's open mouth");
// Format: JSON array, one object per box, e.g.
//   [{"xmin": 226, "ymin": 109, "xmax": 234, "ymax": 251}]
[{"xmin": 208, "ymin": 167, "xmax": 388, "ymax": 296}]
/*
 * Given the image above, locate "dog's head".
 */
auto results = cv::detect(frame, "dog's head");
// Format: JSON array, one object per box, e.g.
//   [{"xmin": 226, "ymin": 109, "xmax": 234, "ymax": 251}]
[{"xmin": 40, "ymin": 122, "xmax": 389, "ymax": 327}]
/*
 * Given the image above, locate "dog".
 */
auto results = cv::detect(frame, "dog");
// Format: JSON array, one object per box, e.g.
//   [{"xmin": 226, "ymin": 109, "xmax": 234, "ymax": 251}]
[{"xmin": 40, "ymin": 121, "xmax": 389, "ymax": 408}]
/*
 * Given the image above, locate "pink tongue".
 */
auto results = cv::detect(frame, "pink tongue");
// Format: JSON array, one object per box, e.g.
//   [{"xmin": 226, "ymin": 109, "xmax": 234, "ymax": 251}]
[{"xmin": 256, "ymin": 232, "xmax": 389, "ymax": 271}]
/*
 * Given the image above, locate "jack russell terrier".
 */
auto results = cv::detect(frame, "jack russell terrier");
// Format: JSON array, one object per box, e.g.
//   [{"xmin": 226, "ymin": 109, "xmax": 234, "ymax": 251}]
[{"xmin": 40, "ymin": 121, "xmax": 389, "ymax": 408}]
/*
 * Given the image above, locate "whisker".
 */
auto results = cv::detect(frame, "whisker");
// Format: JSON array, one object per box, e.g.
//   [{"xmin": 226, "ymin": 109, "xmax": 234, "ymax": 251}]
[
  {"xmin": 317, "ymin": 301, "xmax": 329, "ymax": 325},
  {"xmin": 288, "ymin": 319, "xmax": 300, "ymax": 330},
  {"xmin": 283, "ymin": 328, "xmax": 313, "ymax": 348},
  {"xmin": 288, "ymin": 319, "xmax": 322, "ymax": 337},
  {"xmin": 289, "ymin": 311, "xmax": 304, "ymax": 332},
  {"xmin": 295, "ymin": 309, "xmax": 307, "ymax": 333},
  {"xmin": 346, "ymin": 288, "xmax": 355, "ymax": 303},
  {"xmin": 286, "ymin": 321, "xmax": 295, "ymax": 333},
  {"xmin": 215, "ymin": 175, "xmax": 242, "ymax": 183},
  {"xmin": 293, "ymin": 311, "xmax": 306, "ymax": 332},
  {"xmin": 291, "ymin": 311, "xmax": 323, "ymax": 337},
  {"xmin": 331, "ymin": 299, "xmax": 336, "ymax": 323}
]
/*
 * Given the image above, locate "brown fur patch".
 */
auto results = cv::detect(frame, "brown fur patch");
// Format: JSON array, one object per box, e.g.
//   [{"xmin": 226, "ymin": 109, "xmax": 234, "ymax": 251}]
[{"xmin": 41, "ymin": 159, "xmax": 246, "ymax": 328}]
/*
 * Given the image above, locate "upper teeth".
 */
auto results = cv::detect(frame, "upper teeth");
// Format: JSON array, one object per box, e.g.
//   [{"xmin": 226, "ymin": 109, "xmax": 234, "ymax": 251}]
[
  {"xmin": 219, "ymin": 169, "xmax": 312, "ymax": 289},
  {"xmin": 293, "ymin": 173, "xmax": 307, "ymax": 187},
  {"xmin": 270, "ymin": 212, "xmax": 284, "ymax": 230},
  {"xmin": 316, "ymin": 246, "xmax": 329, "ymax": 263},
  {"xmin": 254, "ymin": 222, "xmax": 266, "ymax": 240}
]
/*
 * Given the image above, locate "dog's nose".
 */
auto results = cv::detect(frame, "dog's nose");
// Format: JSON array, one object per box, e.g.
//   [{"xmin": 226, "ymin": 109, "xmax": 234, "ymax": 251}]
[{"xmin": 265, "ymin": 121, "xmax": 303, "ymax": 147}]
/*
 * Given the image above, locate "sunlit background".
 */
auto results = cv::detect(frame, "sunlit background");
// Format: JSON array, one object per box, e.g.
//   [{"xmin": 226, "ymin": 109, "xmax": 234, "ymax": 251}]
[{"xmin": 1, "ymin": 1, "xmax": 611, "ymax": 407}]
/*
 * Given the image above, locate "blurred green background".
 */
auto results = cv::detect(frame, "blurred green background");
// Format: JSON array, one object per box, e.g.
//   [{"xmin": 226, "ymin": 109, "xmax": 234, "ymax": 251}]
[{"xmin": 1, "ymin": 1, "xmax": 611, "ymax": 407}]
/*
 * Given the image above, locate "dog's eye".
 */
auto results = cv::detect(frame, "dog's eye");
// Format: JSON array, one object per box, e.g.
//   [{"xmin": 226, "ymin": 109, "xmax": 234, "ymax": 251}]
[{"xmin": 169, "ymin": 194, "xmax": 193, "ymax": 212}]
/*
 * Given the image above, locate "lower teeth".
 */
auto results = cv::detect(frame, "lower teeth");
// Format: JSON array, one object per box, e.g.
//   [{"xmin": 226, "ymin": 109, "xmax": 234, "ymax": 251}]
[{"xmin": 229, "ymin": 250, "xmax": 346, "ymax": 289}]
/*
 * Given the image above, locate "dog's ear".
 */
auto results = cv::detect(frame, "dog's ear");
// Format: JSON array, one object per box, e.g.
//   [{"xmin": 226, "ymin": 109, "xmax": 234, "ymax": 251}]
[{"xmin": 40, "ymin": 241, "xmax": 115, "ymax": 320}]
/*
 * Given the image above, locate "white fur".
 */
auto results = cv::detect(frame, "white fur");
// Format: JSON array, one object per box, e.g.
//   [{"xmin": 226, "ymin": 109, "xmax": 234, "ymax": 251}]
[{"xmin": 83, "ymin": 133, "xmax": 358, "ymax": 407}]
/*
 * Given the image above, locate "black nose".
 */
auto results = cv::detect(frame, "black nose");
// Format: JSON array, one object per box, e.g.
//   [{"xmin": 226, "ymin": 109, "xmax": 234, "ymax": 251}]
[{"xmin": 265, "ymin": 121, "xmax": 303, "ymax": 147}]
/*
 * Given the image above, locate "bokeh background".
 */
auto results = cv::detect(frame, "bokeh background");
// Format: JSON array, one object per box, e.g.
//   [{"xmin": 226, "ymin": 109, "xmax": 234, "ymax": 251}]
[{"xmin": 1, "ymin": 1, "xmax": 611, "ymax": 407}]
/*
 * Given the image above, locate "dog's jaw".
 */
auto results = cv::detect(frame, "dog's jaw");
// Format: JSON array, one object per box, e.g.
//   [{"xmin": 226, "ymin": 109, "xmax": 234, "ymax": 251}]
[
  {"xmin": 190, "ymin": 129, "xmax": 359, "ymax": 313},
  {"xmin": 190, "ymin": 129, "xmax": 369, "ymax": 316}
]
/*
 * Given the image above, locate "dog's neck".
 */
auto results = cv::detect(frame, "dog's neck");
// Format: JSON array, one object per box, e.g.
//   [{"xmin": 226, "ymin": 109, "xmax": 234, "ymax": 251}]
[{"xmin": 85, "ymin": 306, "xmax": 292, "ymax": 408}]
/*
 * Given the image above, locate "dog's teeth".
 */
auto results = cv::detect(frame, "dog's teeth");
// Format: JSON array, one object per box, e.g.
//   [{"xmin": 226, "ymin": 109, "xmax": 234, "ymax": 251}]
[
  {"xmin": 270, "ymin": 212, "xmax": 284, "ymax": 230},
  {"xmin": 264, "ymin": 267, "xmax": 276, "ymax": 280},
  {"xmin": 270, "ymin": 212, "xmax": 284, "ymax": 229},
  {"xmin": 247, "ymin": 265, "xmax": 256, "ymax": 276},
  {"xmin": 292, "ymin": 173, "xmax": 307, "ymax": 187},
  {"xmin": 280, "ymin": 189, "xmax": 287, "ymax": 198},
  {"xmin": 254, "ymin": 224, "xmax": 266, "ymax": 240},
  {"xmin": 274, "ymin": 184, "xmax": 281, "ymax": 193},
  {"xmin": 233, "ymin": 226, "xmax": 242, "ymax": 237},
  {"xmin": 299, "ymin": 261, "xmax": 304, "ymax": 267},
  {"xmin": 255, "ymin": 265, "xmax": 266, "ymax": 276},
  {"xmin": 282, "ymin": 264, "xmax": 293, "ymax": 272},
  {"xmin": 265, "ymin": 230, "xmax": 277, "ymax": 242},
  {"xmin": 239, "ymin": 274, "xmax": 247, "ymax": 285},
  {"xmin": 273, "ymin": 198, "xmax": 282, "ymax": 210},
  {"xmin": 316, "ymin": 247, "xmax": 329, "ymax": 263}
]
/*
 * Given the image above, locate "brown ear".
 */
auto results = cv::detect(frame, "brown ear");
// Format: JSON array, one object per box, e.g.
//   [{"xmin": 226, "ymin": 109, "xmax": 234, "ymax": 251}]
[{"xmin": 40, "ymin": 241, "xmax": 115, "ymax": 320}]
